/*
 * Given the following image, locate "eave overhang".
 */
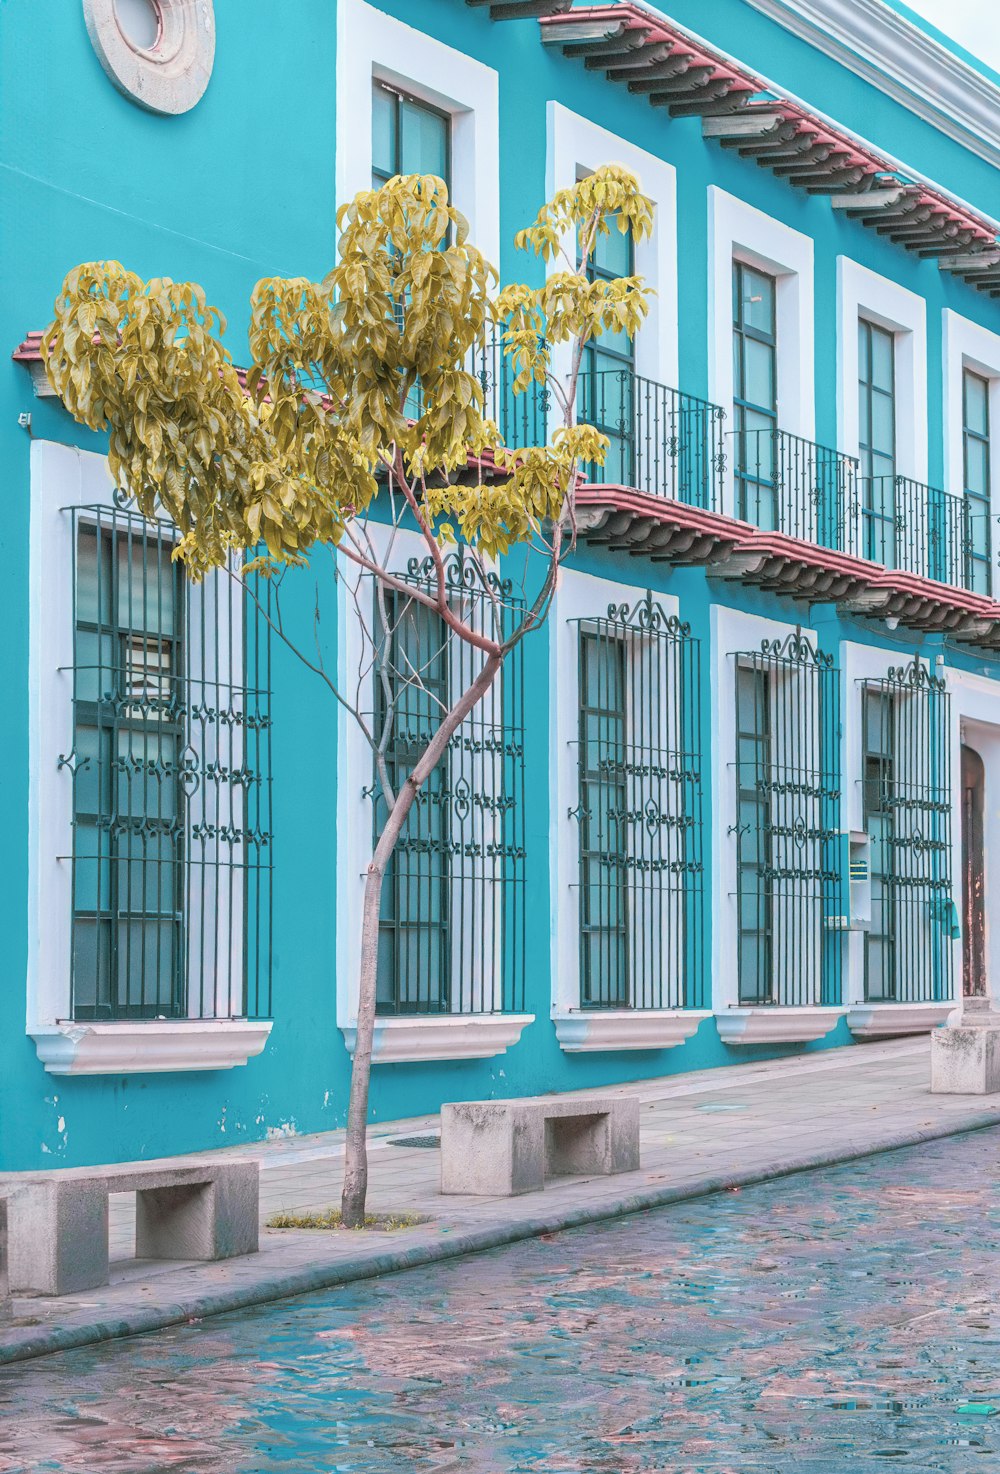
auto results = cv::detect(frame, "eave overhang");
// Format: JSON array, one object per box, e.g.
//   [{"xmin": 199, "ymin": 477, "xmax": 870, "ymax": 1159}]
[{"xmin": 466, "ymin": 0, "xmax": 1000, "ymax": 295}]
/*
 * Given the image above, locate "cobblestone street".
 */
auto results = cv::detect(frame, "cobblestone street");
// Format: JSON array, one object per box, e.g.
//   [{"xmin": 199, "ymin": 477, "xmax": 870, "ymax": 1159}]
[{"xmin": 3, "ymin": 1124, "xmax": 999, "ymax": 1471}]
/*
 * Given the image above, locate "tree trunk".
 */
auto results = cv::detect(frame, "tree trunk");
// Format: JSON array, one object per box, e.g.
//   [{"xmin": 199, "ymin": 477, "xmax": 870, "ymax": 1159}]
[{"xmin": 340, "ymin": 650, "xmax": 503, "ymax": 1227}]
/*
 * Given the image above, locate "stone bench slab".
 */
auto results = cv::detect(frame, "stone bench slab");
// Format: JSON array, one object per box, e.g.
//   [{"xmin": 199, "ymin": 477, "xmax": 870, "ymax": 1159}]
[
  {"xmin": 441, "ymin": 1095, "xmax": 640, "ymax": 1196},
  {"xmin": 0, "ymin": 1157, "xmax": 259, "ymax": 1296}
]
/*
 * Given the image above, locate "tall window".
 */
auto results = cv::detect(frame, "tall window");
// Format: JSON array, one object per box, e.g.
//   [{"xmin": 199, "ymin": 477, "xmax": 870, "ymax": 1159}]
[
  {"xmin": 733, "ymin": 262, "xmax": 778, "ymax": 528},
  {"xmin": 370, "ymin": 554, "xmax": 526, "ymax": 1019},
  {"xmin": 574, "ymin": 597, "xmax": 706, "ymax": 1013},
  {"xmin": 578, "ymin": 630, "xmax": 629, "ymax": 1006},
  {"xmin": 735, "ymin": 663, "xmax": 772, "ymax": 1003},
  {"xmin": 733, "ymin": 636, "xmax": 843, "ymax": 1010},
  {"xmin": 859, "ymin": 320, "xmax": 896, "ymax": 566},
  {"xmin": 371, "ymin": 80, "xmax": 450, "ymax": 191},
  {"xmin": 862, "ymin": 687, "xmax": 895, "ymax": 1002},
  {"xmin": 580, "ymin": 217, "xmax": 635, "ymax": 485},
  {"xmin": 375, "ymin": 594, "xmax": 451, "ymax": 1015},
  {"xmin": 963, "ymin": 368, "xmax": 992, "ymax": 595},
  {"xmin": 67, "ymin": 509, "xmax": 273, "ymax": 1024},
  {"xmin": 71, "ymin": 520, "xmax": 184, "ymax": 1019},
  {"xmin": 861, "ymin": 662, "xmax": 953, "ymax": 1006}
]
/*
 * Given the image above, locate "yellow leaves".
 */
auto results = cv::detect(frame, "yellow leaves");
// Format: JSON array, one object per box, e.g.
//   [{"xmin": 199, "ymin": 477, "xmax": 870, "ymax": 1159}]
[
  {"xmin": 515, "ymin": 164, "xmax": 655, "ymax": 267},
  {"xmin": 40, "ymin": 164, "xmax": 649, "ymax": 575}
]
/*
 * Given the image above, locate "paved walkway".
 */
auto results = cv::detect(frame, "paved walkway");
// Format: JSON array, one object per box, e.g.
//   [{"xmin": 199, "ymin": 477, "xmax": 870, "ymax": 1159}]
[{"xmin": 3, "ymin": 1036, "xmax": 1000, "ymax": 1366}]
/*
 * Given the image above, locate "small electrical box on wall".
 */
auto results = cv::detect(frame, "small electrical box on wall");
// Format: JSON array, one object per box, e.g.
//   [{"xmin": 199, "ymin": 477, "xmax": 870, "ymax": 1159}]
[{"xmin": 826, "ymin": 831, "xmax": 871, "ymax": 930}]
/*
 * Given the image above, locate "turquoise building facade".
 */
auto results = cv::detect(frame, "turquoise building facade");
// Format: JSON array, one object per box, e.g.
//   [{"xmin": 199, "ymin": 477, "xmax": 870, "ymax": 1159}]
[{"xmin": 3, "ymin": 0, "xmax": 1000, "ymax": 1169}]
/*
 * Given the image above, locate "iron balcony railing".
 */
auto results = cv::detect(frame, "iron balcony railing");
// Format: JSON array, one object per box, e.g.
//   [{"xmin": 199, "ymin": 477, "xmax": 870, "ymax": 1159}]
[
  {"xmin": 474, "ymin": 337, "xmax": 550, "ymax": 451},
  {"xmin": 860, "ymin": 475, "xmax": 990, "ymax": 592},
  {"xmin": 732, "ymin": 427, "xmax": 859, "ymax": 551},
  {"xmin": 579, "ymin": 368, "xmax": 726, "ymax": 510}
]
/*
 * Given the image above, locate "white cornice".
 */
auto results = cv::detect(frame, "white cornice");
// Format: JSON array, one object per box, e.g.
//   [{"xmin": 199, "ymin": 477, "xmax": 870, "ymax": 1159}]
[{"xmin": 743, "ymin": 0, "xmax": 1000, "ymax": 170}]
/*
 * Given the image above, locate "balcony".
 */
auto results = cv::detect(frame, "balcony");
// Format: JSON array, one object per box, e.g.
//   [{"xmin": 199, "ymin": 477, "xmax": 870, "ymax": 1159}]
[
  {"xmin": 732, "ymin": 427, "xmax": 858, "ymax": 553},
  {"xmin": 860, "ymin": 475, "xmax": 992, "ymax": 595},
  {"xmin": 579, "ymin": 368, "xmax": 727, "ymax": 511}
]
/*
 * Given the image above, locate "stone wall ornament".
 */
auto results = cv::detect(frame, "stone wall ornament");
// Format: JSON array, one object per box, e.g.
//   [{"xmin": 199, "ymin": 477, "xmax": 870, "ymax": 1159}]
[{"xmin": 82, "ymin": 0, "xmax": 215, "ymax": 115}]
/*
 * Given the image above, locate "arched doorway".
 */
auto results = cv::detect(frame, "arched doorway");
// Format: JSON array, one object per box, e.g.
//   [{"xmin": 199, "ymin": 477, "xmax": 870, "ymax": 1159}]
[{"xmin": 961, "ymin": 745, "xmax": 986, "ymax": 999}]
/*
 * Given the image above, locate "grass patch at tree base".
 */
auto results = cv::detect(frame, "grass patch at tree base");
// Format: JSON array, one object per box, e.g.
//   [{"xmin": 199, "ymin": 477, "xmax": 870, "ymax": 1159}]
[{"xmin": 266, "ymin": 1208, "xmax": 428, "ymax": 1232}]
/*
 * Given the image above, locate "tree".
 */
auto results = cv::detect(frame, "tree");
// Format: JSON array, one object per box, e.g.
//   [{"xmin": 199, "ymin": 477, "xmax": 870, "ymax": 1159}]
[{"xmin": 42, "ymin": 166, "xmax": 654, "ymax": 1225}]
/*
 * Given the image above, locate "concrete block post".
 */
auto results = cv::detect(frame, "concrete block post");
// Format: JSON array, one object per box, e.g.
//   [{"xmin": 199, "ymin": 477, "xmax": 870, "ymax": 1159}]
[
  {"xmin": 135, "ymin": 1162, "xmax": 258, "ymax": 1261},
  {"xmin": 7, "ymin": 1180, "xmax": 109, "ymax": 1295},
  {"xmin": 931, "ymin": 1019, "xmax": 1000, "ymax": 1094}
]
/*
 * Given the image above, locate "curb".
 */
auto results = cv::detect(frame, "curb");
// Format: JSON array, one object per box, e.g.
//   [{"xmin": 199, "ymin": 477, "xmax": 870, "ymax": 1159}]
[{"xmin": 2, "ymin": 1109, "xmax": 999, "ymax": 1367}]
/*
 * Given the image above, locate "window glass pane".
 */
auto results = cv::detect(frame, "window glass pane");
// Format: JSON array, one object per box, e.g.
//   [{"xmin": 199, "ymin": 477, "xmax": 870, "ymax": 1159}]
[
  {"xmin": 116, "ymin": 534, "xmax": 175, "ymax": 636},
  {"xmin": 964, "ymin": 371, "xmax": 989, "ymax": 435},
  {"xmin": 739, "ymin": 267, "xmax": 775, "ymax": 335},
  {"xmin": 870, "ymin": 390, "xmax": 894, "ymax": 457},
  {"xmin": 593, "ymin": 219, "xmax": 632, "ymax": 278},
  {"xmin": 77, "ymin": 526, "xmax": 112, "ymax": 627},
  {"xmin": 870, "ymin": 325, "xmax": 894, "ymax": 392},
  {"xmin": 966, "ymin": 439, "xmax": 989, "ymax": 497},
  {"xmin": 372, "ymin": 84, "xmax": 396, "ymax": 179},
  {"xmin": 400, "ymin": 98, "xmax": 449, "ymax": 182},
  {"xmin": 858, "ymin": 319, "xmax": 870, "ymax": 378},
  {"xmin": 742, "ymin": 338, "xmax": 775, "ymax": 412}
]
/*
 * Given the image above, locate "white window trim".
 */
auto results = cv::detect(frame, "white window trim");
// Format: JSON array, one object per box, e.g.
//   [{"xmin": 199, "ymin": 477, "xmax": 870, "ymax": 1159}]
[
  {"xmin": 710, "ymin": 604, "xmax": 844, "ymax": 1043},
  {"xmin": 708, "ymin": 186, "xmax": 816, "ymax": 519},
  {"xmin": 548, "ymin": 569, "xmax": 708, "ymax": 1052},
  {"xmin": 335, "ymin": 524, "xmax": 533, "ymax": 1063},
  {"xmin": 546, "ymin": 102, "xmax": 679, "ymax": 394},
  {"xmin": 335, "ymin": 0, "xmax": 500, "ymax": 268},
  {"xmin": 943, "ymin": 309, "xmax": 1000, "ymax": 525},
  {"xmin": 837, "ymin": 256, "xmax": 928, "ymax": 488},
  {"xmin": 841, "ymin": 640, "xmax": 958, "ymax": 1036},
  {"xmin": 27, "ymin": 441, "xmax": 271, "ymax": 1075}
]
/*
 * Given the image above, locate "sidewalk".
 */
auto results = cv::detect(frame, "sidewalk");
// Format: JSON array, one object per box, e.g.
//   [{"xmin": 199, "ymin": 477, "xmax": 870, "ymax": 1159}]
[{"xmin": 3, "ymin": 1036, "xmax": 1000, "ymax": 1367}]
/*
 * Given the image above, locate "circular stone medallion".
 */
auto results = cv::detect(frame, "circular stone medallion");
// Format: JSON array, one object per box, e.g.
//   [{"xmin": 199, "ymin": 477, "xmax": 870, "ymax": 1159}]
[{"xmin": 83, "ymin": 0, "xmax": 215, "ymax": 115}]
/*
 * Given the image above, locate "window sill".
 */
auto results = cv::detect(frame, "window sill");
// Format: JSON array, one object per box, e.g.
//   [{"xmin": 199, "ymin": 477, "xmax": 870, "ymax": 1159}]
[
  {"xmin": 715, "ymin": 1007, "xmax": 844, "ymax": 1045},
  {"xmin": 341, "ymin": 1014, "xmax": 534, "ymax": 1064},
  {"xmin": 29, "ymin": 1020, "xmax": 273, "ymax": 1075},
  {"xmin": 846, "ymin": 1002, "xmax": 954, "ymax": 1039},
  {"xmin": 554, "ymin": 1009, "xmax": 710, "ymax": 1053}
]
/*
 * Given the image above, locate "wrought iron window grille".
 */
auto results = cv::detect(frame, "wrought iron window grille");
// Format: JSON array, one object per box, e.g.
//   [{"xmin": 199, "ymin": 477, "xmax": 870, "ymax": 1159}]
[
  {"xmin": 861, "ymin": 658, "xmax": 954, "ymax": 1006},
  {"xmin": 571, "ymin": 590, "xmax": 705, "ymax": 1012},
  {"xmin": 63, "ymin": 505, "xmax": 273, "ymax": 1024},
  {"xmin": 732, "ymin": 630, "xmax": 843, "ymax": 1009},
  {"xmin": 370, "ymin": 549, "xmax": 525, "ymax": 1017}
]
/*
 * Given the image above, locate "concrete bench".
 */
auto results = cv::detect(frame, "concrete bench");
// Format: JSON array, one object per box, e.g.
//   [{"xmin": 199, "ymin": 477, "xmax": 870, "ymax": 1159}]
[
  {"xmin": 440, "ymin": 1095, "xmax": 640, "ymax": 1196},
  {"xmin": 0, "ymin": 1157, "xmax": 259, "ymax": 1296}
]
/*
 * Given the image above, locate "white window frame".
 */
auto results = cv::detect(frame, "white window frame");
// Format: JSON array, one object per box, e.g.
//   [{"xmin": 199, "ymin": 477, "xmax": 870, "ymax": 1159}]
[
  {"xmin": 546, "ymin": 102, "xmax": 679, "ymax": 395},
  {"xmin": 335, "ymin": 524, "xmax": 533, "ymax": 1064},
  {"xmin": 943, "ymin": 308, "xmax": 1000, "ymax": 541},
  {"xmin": 711, "ymin": 604, "xmax": 843, "ymax": 1042},
  {"xmin": 335, "ymin": 0, "xmax": 500, "ymax": 267},
  {"xmin": 842, "ymin": 640, "xmax": 958, "ymax": 1033},
  {"xmin": 548, "ymin": 570, "xmax": 708, "ymax": 1052},
  {"xmin": 708, "ymin": 187, "xmax": 815, "ymax": 520},
  {"xmin": 26, "ymin": 441, "xmax": 271, "ymax": 1075},
  {"xmin": 837, "ymin": 256, "xmax": 928, "ymax": 487}
]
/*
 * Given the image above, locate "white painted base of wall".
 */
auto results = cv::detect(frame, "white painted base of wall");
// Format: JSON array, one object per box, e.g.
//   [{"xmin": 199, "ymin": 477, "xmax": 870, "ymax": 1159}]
[
  {"xmin": 715, "ymin": 1007, "xmax": 844, "ymax": 1045},
  {"xmin": 342, "ymin": 1014, "xmax": 535, "ymax": 1064},
  {"xmin": 553, "ymin": 1010, "xmax": 710, "ymax": 1052},
  {"xmin": 846, "ymin": 1002, "xmax": 954, "ymax": 1039},
  {"xmin": 30, "ymin": 1020, "xmax": 273, "ymax": 1075}
]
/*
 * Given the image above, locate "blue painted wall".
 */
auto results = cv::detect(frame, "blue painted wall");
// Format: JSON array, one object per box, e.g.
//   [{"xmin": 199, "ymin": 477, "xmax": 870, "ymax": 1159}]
[{"xmin": 1, "ymin": 0, "xmax": 999, "ymax": 1169}]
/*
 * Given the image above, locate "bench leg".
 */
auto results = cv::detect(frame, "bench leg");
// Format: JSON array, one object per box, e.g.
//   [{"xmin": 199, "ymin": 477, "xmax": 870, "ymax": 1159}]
[
  {"xmin": 7, "ymin": 1181, "xmax": 109, "ymax": 1295},
  {"xmin": 136, "ymin": 1168, "xmax": 258, "ymax": 1262},
  {"xmin": 440, "ymin": 1105, "xmax": 545, "ymax": 1195}
]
